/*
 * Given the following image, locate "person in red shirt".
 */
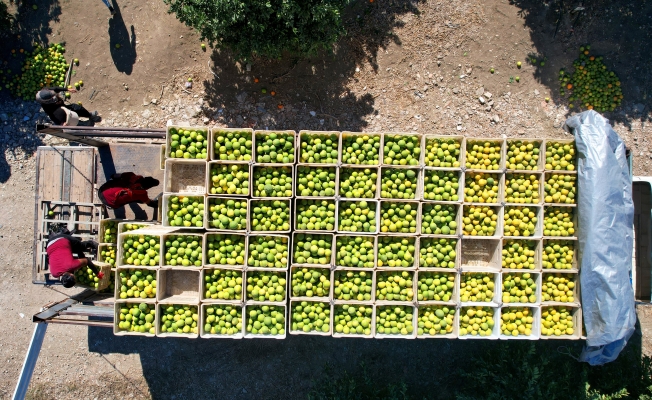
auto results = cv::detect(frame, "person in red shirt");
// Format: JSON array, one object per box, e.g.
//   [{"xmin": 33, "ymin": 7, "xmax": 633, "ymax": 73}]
[
  {"xmin": 46, "ymin": 230, "xmax": 100, "ymax": 287},
  {"xmin": 98, "ymin": 172, "xmax": 160, "ymax": 209}
]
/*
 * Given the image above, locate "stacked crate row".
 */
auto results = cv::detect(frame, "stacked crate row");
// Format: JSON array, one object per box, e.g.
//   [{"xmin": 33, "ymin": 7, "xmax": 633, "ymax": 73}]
[{"xmin": 113, "ymin": 126, "xmax": 580, "ymax": 340}]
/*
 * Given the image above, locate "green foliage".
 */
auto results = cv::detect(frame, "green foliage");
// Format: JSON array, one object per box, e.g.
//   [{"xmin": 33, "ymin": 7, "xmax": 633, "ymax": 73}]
[
  {"xmin": 163, "ymin": 0, "xmax": 353, "ymax": 59},
  {"xmin": 308, "ymin": 363, "xmax": 408, "ymax": 400},
  {"xmin": 0, "ymin": 1, "xmax": 14, "ymax": 38}
]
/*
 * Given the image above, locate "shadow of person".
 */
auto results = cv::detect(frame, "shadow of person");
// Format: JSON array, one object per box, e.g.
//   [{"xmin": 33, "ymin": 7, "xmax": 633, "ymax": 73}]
[{"xmin": 108, "ymin": 0, "xmax": 136, "ymax": 75}]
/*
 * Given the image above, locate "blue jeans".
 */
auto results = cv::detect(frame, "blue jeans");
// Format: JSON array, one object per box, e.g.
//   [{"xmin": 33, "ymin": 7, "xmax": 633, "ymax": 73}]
[{"xmin": 101, "ymin": 0, "xmax": 113, "ymax": 9}]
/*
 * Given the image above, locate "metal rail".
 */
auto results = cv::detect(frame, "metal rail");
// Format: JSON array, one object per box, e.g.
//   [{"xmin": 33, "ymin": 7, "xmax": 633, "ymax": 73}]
[{"xmin": 36, "ymin": 123, "xmax": 166, "ymax": 147}]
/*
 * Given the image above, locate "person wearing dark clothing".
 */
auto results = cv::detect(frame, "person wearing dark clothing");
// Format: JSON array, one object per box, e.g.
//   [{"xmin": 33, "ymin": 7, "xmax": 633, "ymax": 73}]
[
  {"xmin": 36, "ymin": 88, "xmax": 101, "ymax": 126},
  {"xmin": 98, "ymin": 172, "xmax": 160, "ymax": 209},
  {"xmin": 46, "ymin": 233, "xmax": 101, "ymax": 288},
  {"xmin": 101, "ymin": 0, "xmax": 117, "ymax": 15}
]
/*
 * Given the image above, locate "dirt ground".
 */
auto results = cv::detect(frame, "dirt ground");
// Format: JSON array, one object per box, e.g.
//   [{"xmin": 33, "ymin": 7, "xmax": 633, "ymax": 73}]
[{"xmin": 0, "ymin": 0, "xmax": 651, "ymax": 399}]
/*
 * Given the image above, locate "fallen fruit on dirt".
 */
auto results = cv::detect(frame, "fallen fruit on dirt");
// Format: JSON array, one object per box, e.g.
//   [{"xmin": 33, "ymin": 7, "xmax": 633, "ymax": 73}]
[
  {"xmin": 291, "ymin": 301, "xmax": 331, "ymax": 333},
  {"xmin": 167, "ymin": 195, "xmax": 204, "ymax": 228},
  {"xmin": 204, "ymin": 304, "xmax": 242, "ymax": 336},
  {"xmin": 341, "ymin": 134, "xmax": 381, "ymax": 165},
  {"xmin": 542, "ymin": 273, "xmax": 576, "ymax": 302},
  {"xmin": 118, "ymin": 268, "xmax": 157, "ymax": 300},
  {"xmin": 383, "ymin": 134, "xmax": 420, "ymax": 166},
  {"xmin": 255, "ymin": 131, "xmax": 295, "ymax": 163},
  {"xmin": 460, "ymin": 272, "xmax": 495, "ymax": 302},
  {"xmin": 377, "ymin": 236, "xmax": 416, "ymax": 268},
  {"xmin": 293, "ymin": 233, "xmax": 333, "ymax": 265},
  {"xmin": 253, "ymin": 166, "xmax": 293, "ymax": 197},
  {"xmin": 376, "ymin": 271, "xmax": 414, "ymax": 301},
  {"xmin": 160, "ymin": 304, "xmax": 199, "ymax": 335},
  {"xmin": 334, "ymin": 270, "xmax": 373, "ymax": 301},
  {"xmin": 419, "ymin": 237, "xmax": 457, "ymax": 268},
  {"xmin": 213, "ymin": 130, "xmax": 252, "ymax": 161},
  {"xmin": 248, "ymin": 235, "xmax": 289, "ymax": 268},
  {"xmin": 204, "ymin": 269, "xmax": 243, "ymax": 300},
  {"xmin": 459, "ymin": 306, "xmax": 495, "ymax": 336},
  {"xmin": 117, "ymin": 303, "xmax": 156, "ymax": 334},
  {"xmin": 246, "ymin": 305, "xmax": 285, "ymax": 336},
  {"xmin": 564, "ymin": 47, "xmax": 623, "ymax": 112},
  {"xmin": 10, "ymin": 43, "xmax": 68, "ymax": 100},
  {"xmin": 334, "ymin": 304, "xmax": 372, "ymax": 336},
  {"xmin": 417, "ymin": 272, "xmax": 455, "ymax": 301},
  {"xmin": 246, "ymin": 271, "xmax": 287, "ymax": 302},
  {"xmin": 291, "ymin": 268, "xmax": 330, "ymax": 298},
  {"xmin": 339, "ymin": 167, "xmax": 378, "ymax": 198},
  {"xmin": 206, "ymin": 234, "xmax": 245, "ymax": 266},
  {"xmin": 376, "ymin": 305, "xmax": 414, "ymax": 336},
  {"xmin": 296, "ymin": 166, "xmax": 336, "ymax": 197},
  {"xmin": 208, "ymin": 198, "xmax": 247, "ymax": 230},
  {"xmin": 501, "ymin": 306, "xmax": 534, "ymax": 336},
  {"xmin": 168, "ymin": 127, "xmax": 208, "ymax": 159},
  {"xmin": 418, "ymin": 305, "xmax": 455, "ymax": 336},
  {"xmin": 541, "ymin": 306, "xmax": 575, "ymax": 336}
]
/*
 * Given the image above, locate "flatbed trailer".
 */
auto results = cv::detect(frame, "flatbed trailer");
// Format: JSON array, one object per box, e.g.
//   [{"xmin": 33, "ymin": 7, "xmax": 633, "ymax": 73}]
[{"xmin": 12, "ymin": 123, "xmax": 650, "ymax": 399}]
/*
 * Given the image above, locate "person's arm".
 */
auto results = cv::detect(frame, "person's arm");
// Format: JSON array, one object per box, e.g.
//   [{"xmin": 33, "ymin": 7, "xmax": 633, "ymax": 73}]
[{"xmin": 46, "ymin": 86, "xmax": 77, "ymax": 93}]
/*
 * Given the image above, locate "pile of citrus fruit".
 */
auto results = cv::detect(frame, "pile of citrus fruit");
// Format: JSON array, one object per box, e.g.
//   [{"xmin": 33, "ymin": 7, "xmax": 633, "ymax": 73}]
[
  {"xmin": 561, "ymin": 45, "xmax": 623, "ymax": 112},
  {"xmin": 7, "ymin": 43, "xmax": 69, "ymax": 100}
]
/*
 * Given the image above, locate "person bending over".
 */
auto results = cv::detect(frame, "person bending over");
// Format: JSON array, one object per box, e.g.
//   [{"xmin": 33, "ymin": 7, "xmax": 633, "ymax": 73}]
[
  {"xmin": 46, "ymin": 231, "xmax": 101, "ymax": 288},
  {"xmin": 98, "ymin": 172, "xmax": 160, "ymax": 209}
]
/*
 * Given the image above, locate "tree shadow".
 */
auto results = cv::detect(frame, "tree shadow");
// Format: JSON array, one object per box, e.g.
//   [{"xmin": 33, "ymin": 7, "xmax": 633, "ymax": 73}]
[
  {"xmin": 108, "ymin": 0, "xmax": 136, "ymax": 75},
  {"xmin": 202, "ymin": 1, "xmax": 421, "ymax": 132},
  {"xmin": 0, "ymin": 0, "xmax": 62, "ymax": 183},
  {"xmin": 508, "ymin": 0, "xmax": 651, "ymax": 130}
]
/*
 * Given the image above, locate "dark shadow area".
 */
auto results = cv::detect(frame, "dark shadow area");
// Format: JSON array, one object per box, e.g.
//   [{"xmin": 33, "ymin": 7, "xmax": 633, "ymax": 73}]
[
  {"xmin": 0, "ymin": 0, "xmax": 62, "ymax": 182},
  {"xmin": 508, "ymin": 0, "xmax": 651, "ymax": 129},
  {"xmin": 202, "ymin": 1, "xmax": 422, "ymax": 133},
  {"xmin": 96, "ymin": 144, "xmax": 162, "ymax": 220},
  {"xmin": 87, "ymin": 321, "xmax": 647, "ymax": 399},
  {"xmin": 108, "ymin": 0, "xmax": 136, "ymax": 75}
]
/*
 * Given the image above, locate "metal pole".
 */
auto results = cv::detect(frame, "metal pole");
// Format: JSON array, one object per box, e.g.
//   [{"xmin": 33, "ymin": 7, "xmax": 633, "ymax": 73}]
[{"xmin": 12, "ymin": 323, "xmax": 48, "ymax": 400}]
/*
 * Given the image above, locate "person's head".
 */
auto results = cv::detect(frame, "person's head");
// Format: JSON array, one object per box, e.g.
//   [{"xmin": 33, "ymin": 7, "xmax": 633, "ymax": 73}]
[
  {"xmin": 60, "ymin": 272, "xmax": 76, "ymax": 288},
  {"xmin": 36, "ymin": 89, "xmax": 64, "ymax": 105}
]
